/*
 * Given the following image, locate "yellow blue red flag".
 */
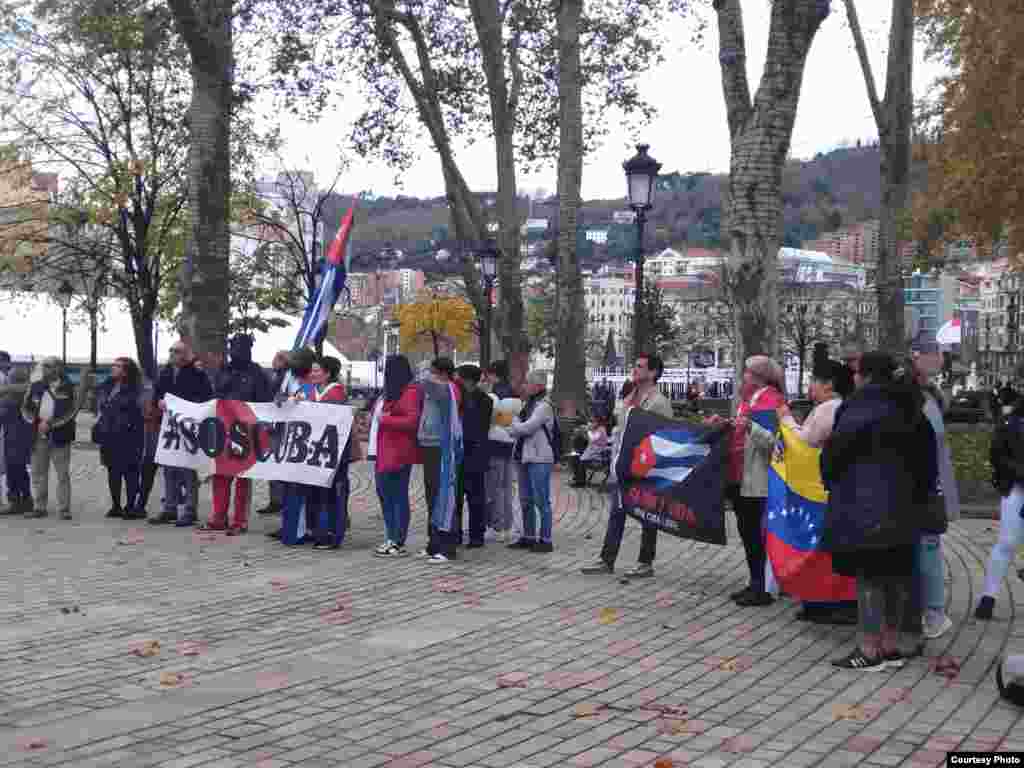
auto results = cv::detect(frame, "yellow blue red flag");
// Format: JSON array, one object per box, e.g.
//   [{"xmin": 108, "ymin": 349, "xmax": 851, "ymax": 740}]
[{"xmin": 766, "ymin": 423, "xmax": 856, "ymax": 601}]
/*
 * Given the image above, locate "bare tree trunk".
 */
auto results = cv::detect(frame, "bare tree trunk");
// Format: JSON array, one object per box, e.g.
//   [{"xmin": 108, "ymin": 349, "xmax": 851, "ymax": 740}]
[
  {"xmin": 844, "ymin": 0, "xmax": 913, "ymax": 354},
  {"xmin": 552, "ymin": 0, "xmax": 587, "ymax": 418},
  {"xmin": 714, "ymin": 0, "xmax": 827, "ymax": 399},
  {"xmin": 168, "ymin": 0, "xmax": 232, "ymax": 362},
  {"xmin": 470, "ymin": 0, "xmax": 529, "ymax": 388}
]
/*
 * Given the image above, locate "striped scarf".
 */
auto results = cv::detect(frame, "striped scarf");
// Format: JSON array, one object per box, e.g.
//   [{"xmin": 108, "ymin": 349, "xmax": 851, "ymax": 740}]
[{"xmin": 430, "ymin": 382, "xmax": 463, "ymax": 532}]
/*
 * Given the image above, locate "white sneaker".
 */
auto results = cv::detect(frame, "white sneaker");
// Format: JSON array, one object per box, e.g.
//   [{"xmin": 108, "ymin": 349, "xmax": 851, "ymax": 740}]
[
  {"xmin": 923, "ymin": 613, "xmax": 953, "ymax": 639},
  {"xmin": 375, "ymin": 540, "xmax": 394, "ymax": 555},
  {"xmin": 426, "ymin": 554, "xmax": 450, "ymax": 564},
  {"xmin": 495, "ymin": 530, "xmax": 508, "ymax": 544}
]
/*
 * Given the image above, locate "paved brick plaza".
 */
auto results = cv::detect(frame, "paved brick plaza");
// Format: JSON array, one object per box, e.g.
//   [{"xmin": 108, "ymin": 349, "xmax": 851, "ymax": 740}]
[{"xmin": 0, "ymin": 447, "xmax": 1021, "ymax": 768}]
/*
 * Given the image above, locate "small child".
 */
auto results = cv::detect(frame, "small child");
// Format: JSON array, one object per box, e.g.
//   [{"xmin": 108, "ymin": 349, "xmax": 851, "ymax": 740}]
[{"xmin": 0, "ymin": 368, "xmax": 33, "ymax": 516}]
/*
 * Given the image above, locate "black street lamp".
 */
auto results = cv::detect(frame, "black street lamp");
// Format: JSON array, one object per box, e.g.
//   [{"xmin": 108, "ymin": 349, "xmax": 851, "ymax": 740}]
[
  {"xmin": 476, "ymin": 239, "xmax": 499, "ymax": 368},
  {"xmin": 623, "ymin": 143, "xmax": 661, "ymax": 361},
  {"xmin": 54, "ymin": 280, "xmax": 74, "ymax": 365}
]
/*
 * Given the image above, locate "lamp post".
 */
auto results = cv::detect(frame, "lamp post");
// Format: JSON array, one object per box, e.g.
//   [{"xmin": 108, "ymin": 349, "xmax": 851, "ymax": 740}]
[
  {"xmin": 54, "ymin": 280, "xmax": 74, "ymax": 365},
  {"xmin": 623, "ymin": 144, "xmax": 661, "ymax": 362},
  {"xmin": 476, "ymin": 239, "xmax": 499, "ymax": 368}
]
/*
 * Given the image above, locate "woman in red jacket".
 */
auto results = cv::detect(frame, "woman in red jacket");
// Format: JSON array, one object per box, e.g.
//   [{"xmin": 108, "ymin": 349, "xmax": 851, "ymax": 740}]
[{"xmin": 374, "ymin": 355, "xmax": 421, "ymax": 557}]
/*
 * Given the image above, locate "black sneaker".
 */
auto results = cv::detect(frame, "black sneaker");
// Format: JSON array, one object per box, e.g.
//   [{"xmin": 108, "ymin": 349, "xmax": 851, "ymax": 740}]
[
  {"xmin": 975, "ymin": 596, "xmax": 995, "ymax": 620},
  {"xmin": 105, "ymin": 507, "xmax": 123, "ymax": 519},
  {"xmin": 580, "ymin": 560, "xmax": 613, "ymax": 575},
  {"xmin": 466, "ymin": 541, "xmax": 485, "ymax": 549},
  {"xmin": 831, "ymin": 648, "xmax": 886, "ymax": 671},
  {"xmin": 508, "ymin": 539, "xmax": 536, "ymax": 549},
  {"xmin": 730, "ymin": 586, "xmax": 753, "ymax": 601},
  {"xmin": 532, "ymin": 542, "xmax": 553, "ymax": 553},
  {"xmin": 148, "ymin": 512, "xmax": 176, "ymax": 525},
  {"xmin": 734, "ymin": 591, "xmax": 774, "ymax": 607}
]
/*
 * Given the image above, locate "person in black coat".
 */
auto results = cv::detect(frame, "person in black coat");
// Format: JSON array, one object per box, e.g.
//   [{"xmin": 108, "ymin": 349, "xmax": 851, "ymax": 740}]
[
  {"xmin": 456, "ymin": 365, "xmax": 494, "ymax": 547},
  {"xmin": 203, "ymin": 335, "xmax": 273, "ymax": 533},
  {"xmin": 151, "ymin": 340, "xmax": 214, "ymax": 526},
  {"xmin": 96, "ymin": 358, "xmax": 145, "ymax": 520},
  {"xmin": 821, "ymin": 352, "xmax": 937, "ymax": 671}
]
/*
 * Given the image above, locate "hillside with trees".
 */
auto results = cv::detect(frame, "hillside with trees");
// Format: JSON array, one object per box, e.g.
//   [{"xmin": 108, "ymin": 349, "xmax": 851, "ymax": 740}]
[{"xmin": 332, "ymin": 143, "xmax": 927, "ymax": 275}]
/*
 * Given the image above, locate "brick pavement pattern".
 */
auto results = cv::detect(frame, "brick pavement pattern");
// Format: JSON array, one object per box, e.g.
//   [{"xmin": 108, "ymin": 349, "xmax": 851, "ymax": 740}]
[{"xmin": 0, "ymin": 446, "xmax": 1021, "ymax": 768}]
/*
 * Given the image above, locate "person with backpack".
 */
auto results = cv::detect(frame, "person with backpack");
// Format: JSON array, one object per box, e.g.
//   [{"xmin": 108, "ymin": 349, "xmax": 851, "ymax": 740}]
[
  {"xmin": 581, "ymin": 354, "xmax": 672, "ymax": 578},
  {"xmin": 507, "ymin": 370, "xmax": 558, "ymax": 553}
]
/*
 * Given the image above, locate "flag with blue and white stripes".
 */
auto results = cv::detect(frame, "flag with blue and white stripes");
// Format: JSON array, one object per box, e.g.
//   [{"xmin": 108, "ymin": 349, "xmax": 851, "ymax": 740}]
[{"xmin": 293, "ymin": 204, "xmax": 354, "ymax": 352}]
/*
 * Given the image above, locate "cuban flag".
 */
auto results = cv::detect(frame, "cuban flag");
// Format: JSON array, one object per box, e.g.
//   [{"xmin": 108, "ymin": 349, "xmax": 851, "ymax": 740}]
[
  {"xmin": 293, "ymin": 203, "xmax": 354, "ymax": 351},
  {"xmin": 766, "ymin": 423, "xmax": 857, "ymax": 601},
  {"xmin": 616, "ymin": 409, "xmax": 731, "ymax": 546},
  {"xmin": 430, "ymin": 382, "xmax": 463, "ymax": 533}
]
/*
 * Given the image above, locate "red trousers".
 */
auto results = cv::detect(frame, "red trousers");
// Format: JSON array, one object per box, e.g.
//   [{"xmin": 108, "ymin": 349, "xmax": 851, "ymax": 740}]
[{"xmin": 211, "ymin": 475, "xmax": 251, "ymax": 529}]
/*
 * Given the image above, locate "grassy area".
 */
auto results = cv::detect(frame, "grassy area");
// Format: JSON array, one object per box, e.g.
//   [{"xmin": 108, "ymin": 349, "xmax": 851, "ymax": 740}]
[{"xmin": 948, "ymin": 429, "xmax": 998, "ymax": 502}]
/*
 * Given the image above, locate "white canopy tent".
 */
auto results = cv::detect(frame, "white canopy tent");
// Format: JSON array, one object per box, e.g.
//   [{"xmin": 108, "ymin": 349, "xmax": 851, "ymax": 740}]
[{"xmin": 0, "ymin": 291, "xmax": 346, "ymax": 369}]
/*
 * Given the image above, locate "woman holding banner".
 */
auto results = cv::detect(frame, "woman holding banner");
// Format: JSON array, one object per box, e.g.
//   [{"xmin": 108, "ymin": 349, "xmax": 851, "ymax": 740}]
[
  {"xmin": 298, "ymin": 356, "xmax": 350, "ymax": 550},
  {"xmin": 709, "ymin": 356, "xmax": 785, "ymax": 608}
]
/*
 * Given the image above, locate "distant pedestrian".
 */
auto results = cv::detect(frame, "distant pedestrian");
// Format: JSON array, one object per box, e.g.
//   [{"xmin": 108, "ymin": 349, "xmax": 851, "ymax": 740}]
[
  {"xmin": 977, "ymin": 390, "xmax": 1024, "ymax": 620},
  {"xmin": 417, "ymin": 358, "xmax": 462, "ymax": 564}
]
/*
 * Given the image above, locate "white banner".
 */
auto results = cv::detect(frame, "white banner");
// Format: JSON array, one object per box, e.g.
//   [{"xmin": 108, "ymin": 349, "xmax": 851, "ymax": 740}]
[{"xmin": 155, "ymin": 394, "xmax": 354, "ymax": 488}]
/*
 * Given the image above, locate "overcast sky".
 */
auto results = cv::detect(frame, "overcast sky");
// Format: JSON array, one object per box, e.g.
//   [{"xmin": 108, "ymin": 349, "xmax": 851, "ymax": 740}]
[{"xmin": 270, "ymin": 1, "xmax": 948, "ymax": 201}]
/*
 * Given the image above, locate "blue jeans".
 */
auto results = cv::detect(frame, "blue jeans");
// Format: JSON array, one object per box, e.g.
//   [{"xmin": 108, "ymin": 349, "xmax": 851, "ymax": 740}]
[
  {"xmin": 162, "ymin": 466, "xmax": 197, "ymax": 519},
  {"xmin": 916, "ymin": 533, "xmax": 945, "ymax": 614},
  {"xmin": 376, "ymin": 466, "xmax": 413, "ymax": 546},
  {"xmin": 517, "ymin": 462, "xmax": 553, "ymax": 544}
]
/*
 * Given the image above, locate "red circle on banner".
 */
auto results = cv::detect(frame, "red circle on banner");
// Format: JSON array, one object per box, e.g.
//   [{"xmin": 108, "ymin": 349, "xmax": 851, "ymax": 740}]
[{"xmin": 213, "ymin": 400, "xmax": 269, "ymax": 476}]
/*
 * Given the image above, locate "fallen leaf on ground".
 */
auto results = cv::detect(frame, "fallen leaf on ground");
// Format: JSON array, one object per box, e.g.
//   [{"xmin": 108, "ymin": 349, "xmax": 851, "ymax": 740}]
[
  {"xmin": 131, "ymin": 640, "xmax": 160, "ymax": 658},
  {"xmin": 158, "ymin": 671, "xmax": 186, "ymax": 687},
  {"xmin": 648, "ymin": 704, "xmax": 687, "ymax": 717},
  {"xmin": 18, "ymin": 736, "xmax": 47, "ymax": 751},
  {"xmin": 718, "ymin": 658, "xmax": 739, "ymax": 672},
  {"xmin": 269, "ymin": 578, "xmax": 288, "ymax": 592},
  {"xmin": 497, "ymin": 672, "xmax": 529, "ymax": 688},
  {"xmin": 255, "ymin": 672, "xmax": 289, "ymax": 690},
  {"xmin": 654, "ymin": 759, "xmax": 674, "ymax": 768},
  {"xmin": 463, "ymin": 592, "xmax": 482, "ymax": 607},
  {"xmin": 435, "ymin": 577, "xmax": 464, "ymax": 593},
  {"xmin": 573, "ymin": 703, "xmax": 602, "ymax": 718},
  {"xmin": 598, "ymin": 607, "xmax": 618, "ymax": 625},
  {"xmin": 656, "ymin": 719, "xmax": 689, "ymax": 736},
  {"xmin": 933, "ymin": 656, "xmax": 961, "ymax": 679},
  {"xmin": 831, "ymin": 703, "xmax": 871, "ymax": 722},
  {"xmin": 177, "ymin": 641, "xmax": 205, "ymax": 656}
]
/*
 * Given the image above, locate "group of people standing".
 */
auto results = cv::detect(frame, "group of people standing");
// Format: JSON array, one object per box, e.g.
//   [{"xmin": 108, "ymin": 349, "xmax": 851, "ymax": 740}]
[
  {"xmin": 368, "ymin": 355, "xmax": 556, "ymax": 564},
  {"xmin": 581, "ymin": 345, "xmax": 966, "ymax": 672}
]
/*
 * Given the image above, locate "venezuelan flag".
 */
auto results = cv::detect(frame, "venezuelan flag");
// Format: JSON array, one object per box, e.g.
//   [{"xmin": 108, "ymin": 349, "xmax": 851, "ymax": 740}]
[{"xmin": 766, "ymin": 423, "xmax": 856, "ymax": 602}]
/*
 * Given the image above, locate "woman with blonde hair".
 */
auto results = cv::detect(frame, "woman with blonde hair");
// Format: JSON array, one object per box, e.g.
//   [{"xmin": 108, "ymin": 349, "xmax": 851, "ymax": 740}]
[{"xmin": 708, "ymin": 355, "xmax": 786, "ymax": 606}]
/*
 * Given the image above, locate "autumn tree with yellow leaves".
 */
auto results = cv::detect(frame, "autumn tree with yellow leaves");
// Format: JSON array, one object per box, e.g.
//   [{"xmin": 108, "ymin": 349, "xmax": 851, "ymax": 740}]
[
  {"xmin": 914, "ymin": 1, "xmax": 1024, "ymax": 265},
  {"xmin": 396, "ymin": 292, "xmax": 476, "ymax": 359}
]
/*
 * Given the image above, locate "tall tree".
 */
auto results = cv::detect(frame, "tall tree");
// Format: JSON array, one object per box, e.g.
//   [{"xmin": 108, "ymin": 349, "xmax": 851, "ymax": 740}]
[
  {"xmin": 0, "ymin": 0, "xmax": 192, "ymax": 377},
  {"xmin": 713, "ymin": 0, "xmax": 829, "ymax": 380},
  {"xmin": 843, "ymin": 0, "xmax": 913, "ymax": 353},
  {"xmin": 914, "ymin": 1, "xmax": 1024, "ymax": 264},
  {"xmin": 165, "ymin": 0, "xmax": 233, "ymax": 364},
  {"xmin": 396, "ymin": 291, "xmax": 475, "ymax": 358},
  {"xmin": 271, "ymin": 0, "xmax": 674, "ymax": 387},
  {"xmin": 553, "ymin": 0, "xmax": 587, "ymax": 418},
  {"xmin": 636, "ymin": 282, "xmax": 681, "ymax": 357}
]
